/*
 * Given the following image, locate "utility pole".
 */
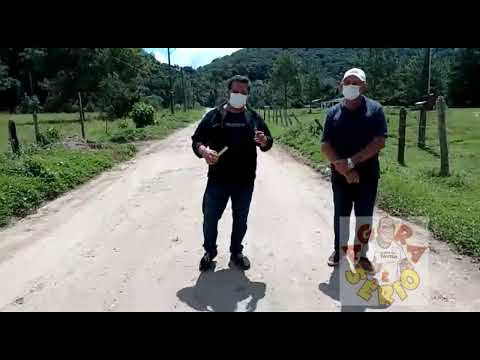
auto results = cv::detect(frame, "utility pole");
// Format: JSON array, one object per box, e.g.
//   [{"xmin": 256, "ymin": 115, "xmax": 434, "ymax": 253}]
[
  {"xmin": 427, "ymin": 48, "xmax": 432, "ymax": 94},
  {"xmin": 168, "ymin": 48, "xmax": 174, "ymax": 114},
  {"xmin": 181, "ymin": 68, "xmax": 187, "ymax": 112},
  {"xmin": 29, "ymin": 71, "xmax": 40, "ymax": 143},
  {"xmin": 28, "ymin": 72, "xmax": 34, "ymax": 95}
]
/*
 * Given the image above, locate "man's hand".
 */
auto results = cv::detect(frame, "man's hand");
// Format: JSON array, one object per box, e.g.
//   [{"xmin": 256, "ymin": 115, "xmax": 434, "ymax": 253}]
[
  {"xmin": 333, "ymin": 159, "xmax": 350, "ymax": 176},
  {"xmin": 199, "ymin": 146, "xmax": 219, "ymax": 165},
  {"xmin": 255, "ymin": 131, "xmax": 268, "ymax": 147},
  {"xmin": 345, "ymin": 169, "xmax": 360, "ymax": 184}
]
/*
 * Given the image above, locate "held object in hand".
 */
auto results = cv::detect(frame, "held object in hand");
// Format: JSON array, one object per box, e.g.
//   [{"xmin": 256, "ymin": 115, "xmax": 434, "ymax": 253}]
[
  {"xmin": 208, "ymin": 147, "xmax": 228, "ymax": 166},
  {"xmin": 217, "ymin": 146, "xmax": 228, "ymax": 157},
  {"xmin": 347, "ymin": 158, "xmax": 355, "ymax": 169},
  {"xmin": 255, "ymin": 130, "xmax": 268, "ymax": 146}
]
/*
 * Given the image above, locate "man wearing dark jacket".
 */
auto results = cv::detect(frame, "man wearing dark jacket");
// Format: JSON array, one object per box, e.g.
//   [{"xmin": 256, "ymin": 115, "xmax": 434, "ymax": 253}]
[{"xmin": 191, "ymin": 75, "xmax": 274, "ymax": 272}]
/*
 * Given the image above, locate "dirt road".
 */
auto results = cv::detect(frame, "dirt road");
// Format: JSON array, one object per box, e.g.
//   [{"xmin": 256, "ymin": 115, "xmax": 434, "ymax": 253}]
[{"xmin": 1, "ymin": 121, "xmax": 480, "ymax": 312}]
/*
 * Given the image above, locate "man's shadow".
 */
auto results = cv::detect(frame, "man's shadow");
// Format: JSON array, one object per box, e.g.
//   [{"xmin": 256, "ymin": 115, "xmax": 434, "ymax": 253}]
[
  {"xmin": 177, "ymin": 263, "xmax": 267, "ymax": 312},
  {"xmin": 318, "ymin": 266, "xmax": 390, "ymax": 312}
]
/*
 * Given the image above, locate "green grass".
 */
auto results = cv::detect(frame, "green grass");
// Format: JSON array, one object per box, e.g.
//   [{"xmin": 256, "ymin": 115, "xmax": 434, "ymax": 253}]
[
  {"xmin": 98, "ymin": 110, "xmax": 204, "ymax": 143},
  {"xmin": 0, "ymin": 109, "xmax": 205, "ymax": 152},
  {"xmin": 0, "ymin": 144, "xmax": 136, "ymax": 226},
  {"xmin": 0, "ymin": 112, "xmax": 104, "ymax": 152},
  {"xmin": 267, "ymin": 107, "xmax": 480, "ymax": 257},
  {"xmin": 0, "ymin": 109, "xmax": 204, "ymax": 227}
]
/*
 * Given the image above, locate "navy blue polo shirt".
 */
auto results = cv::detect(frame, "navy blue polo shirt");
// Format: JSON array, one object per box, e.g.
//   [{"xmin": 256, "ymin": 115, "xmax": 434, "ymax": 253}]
[{"xmin": 321, "ymin": 96, "xmax": 388, "ymax": 181}]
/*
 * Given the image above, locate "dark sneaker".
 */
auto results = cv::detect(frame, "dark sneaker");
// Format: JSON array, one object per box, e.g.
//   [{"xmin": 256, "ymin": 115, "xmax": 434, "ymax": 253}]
[
  {"xmin": 358, "ymin": 257, "xmax": 374, "ymax": 273},
  {"xmin": 230, "ymin": 253, "xmax": 251, "ymax": 271},
  {"xmin": 199, "ymin": 252, "xmax": 216, "ymax": 272},
  {"xmin": 328, "ymin": 251, "xmax": 339, "ymax": 267}
]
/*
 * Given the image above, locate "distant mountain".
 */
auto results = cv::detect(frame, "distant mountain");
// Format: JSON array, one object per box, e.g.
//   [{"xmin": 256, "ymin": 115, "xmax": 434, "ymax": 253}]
[
  {"xmin": 193, "ymin": 48, "xmax": 456, "ymax": 107},
  {"xmin": 197, "ymin": 48, "xmax": 455, "ymax": 83}
]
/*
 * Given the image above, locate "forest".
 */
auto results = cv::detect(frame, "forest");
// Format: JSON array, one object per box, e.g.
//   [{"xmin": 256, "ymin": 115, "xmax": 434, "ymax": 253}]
[{"xmin": 1, "ymin": 48, "xmax": 479, "ymax": 116}]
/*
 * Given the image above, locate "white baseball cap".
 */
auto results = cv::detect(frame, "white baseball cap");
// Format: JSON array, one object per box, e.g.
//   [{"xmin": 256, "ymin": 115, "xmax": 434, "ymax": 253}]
[{"xmin": 343, "ymin": 68, "xmax": 366, "ymax": 82}]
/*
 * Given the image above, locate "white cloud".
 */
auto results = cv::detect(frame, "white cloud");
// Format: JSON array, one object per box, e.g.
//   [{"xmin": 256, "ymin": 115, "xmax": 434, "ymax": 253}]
[
  {"xmin": 153, "ymin": 51, "xmax": 168, "ymax": 64},
  {"xmin": 144, "ymin": 48, "xmax": 242, "ymax": 68}
]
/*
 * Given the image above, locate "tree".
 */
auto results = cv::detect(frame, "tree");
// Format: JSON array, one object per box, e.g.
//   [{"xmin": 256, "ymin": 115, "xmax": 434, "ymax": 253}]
[
  {"xmin": 0, "ymin": 60, "xmax": 8, "ymax": 91},
  {"xmin": 271, "ymin": 53, "xmax": 299, "ymax": 110},
  {"xmin": 0, "ymin": 59, "xmax": 21, "ymax": 112},
  {"xmin": 249, "ymin": 80, "xmax": 268, "ymax": 109},
  {"xmin": 0, "ymin": 47, "xmax": 461, "ymax": 113},
  {"xmin": 305, "ymin": 73, "xmax": 322, "ymax": 112},
  {"xmin": 98, "ymin": 72, "xmax": 137, "ymax": 119},
  {"xmin": 356, "ymin": 48, "xmax": 401, "ymax": 104},
  {"xmin": 448, "ymin": 48, "xmax": 480, "ymax": 107}
]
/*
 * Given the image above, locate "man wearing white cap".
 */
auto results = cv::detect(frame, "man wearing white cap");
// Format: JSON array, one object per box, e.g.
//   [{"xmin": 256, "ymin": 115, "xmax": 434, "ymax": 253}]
[{"xmin": 321, "ymin": 68, "xmax": 388, "ymax": 270}]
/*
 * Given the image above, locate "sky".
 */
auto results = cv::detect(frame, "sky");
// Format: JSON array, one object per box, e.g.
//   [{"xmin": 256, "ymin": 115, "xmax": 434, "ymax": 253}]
[{"xmin": 144, "ymin": 48, "xmax": 242, "ymax": 69}]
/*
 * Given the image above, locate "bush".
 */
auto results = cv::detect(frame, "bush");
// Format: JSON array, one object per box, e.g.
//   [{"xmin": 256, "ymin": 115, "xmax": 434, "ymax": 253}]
[
  {"xmin": 118, "ymin": 119, "xmax": 129, "ymax": 129},
  {"xmin": 130, "ymin": 102, "xmax": 155, "ymax": 128},
  {"xmin": 99, "ymin": 72, "xmax": 135, "ymax": 119},
  {"xmin": 19, "ymin": 94, "xmax": 40, "ymax": 113},
  {"xmin": 62, "ymin": 103, "xmax": 74, "ymax": 113},
  {"xmin": 38, "ymin": 127, "xmax": 61, "ymax": 146},
  {"xmin": 109, "ymin": 128, "xmax": 137, "ymax": 143},
  {"xmin": 46, "ymin": 127, "xmax": 61, "ymax": 141}
]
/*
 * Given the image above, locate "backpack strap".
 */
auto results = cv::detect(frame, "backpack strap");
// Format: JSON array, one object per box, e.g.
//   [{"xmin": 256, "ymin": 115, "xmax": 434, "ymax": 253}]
[
  {"xmin": 211, "ymin": 103, "xmax": 258, "ymax": 131},
  {"xmin": 244, "ymin": 106, "xmax": 258, "ymax": 132},
  {"xmin": 203, "ymin": 104, "xmax": 225, "ymax": 129}
]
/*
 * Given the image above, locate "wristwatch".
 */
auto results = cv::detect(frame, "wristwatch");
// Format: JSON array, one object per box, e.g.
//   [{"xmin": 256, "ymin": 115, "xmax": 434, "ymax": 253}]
[{"xmin": 347, "ymin": 158, "xmax": 355, "ymax": 169}]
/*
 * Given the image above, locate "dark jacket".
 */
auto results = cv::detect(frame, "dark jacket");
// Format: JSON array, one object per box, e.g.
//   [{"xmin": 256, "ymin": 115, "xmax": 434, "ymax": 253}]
[{"xmin": 192, "ymin": 105, "xmax": 274, "ymax": 183}]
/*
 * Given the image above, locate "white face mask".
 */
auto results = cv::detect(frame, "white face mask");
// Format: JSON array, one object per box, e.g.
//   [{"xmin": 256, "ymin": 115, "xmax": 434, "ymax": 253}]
[
  {"xmin": 342, "ymin": 85, "xmax": 361, "ymax": 100},
  {"xmin": 229, "ymin": 93, "xmax": 248, "ymax": 109}
]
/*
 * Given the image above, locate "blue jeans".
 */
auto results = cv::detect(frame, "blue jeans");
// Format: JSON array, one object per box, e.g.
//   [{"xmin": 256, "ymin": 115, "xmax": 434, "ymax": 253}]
[{"xmin": 202, "ymin": 180, "xmax": 254, "ymax": 256}]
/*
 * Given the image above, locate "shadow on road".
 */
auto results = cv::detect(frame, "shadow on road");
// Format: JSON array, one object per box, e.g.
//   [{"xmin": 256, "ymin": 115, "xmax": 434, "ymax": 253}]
[
  {"xmin": 318, "ymin": 267, "xmax": 390, "ymax": 312},
  {"xmin": 177, "ymin": 264, "xmax": 266, "ymax": 312}
]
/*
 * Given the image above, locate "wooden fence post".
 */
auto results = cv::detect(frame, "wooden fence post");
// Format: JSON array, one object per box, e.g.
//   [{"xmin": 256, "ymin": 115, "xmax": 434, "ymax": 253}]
[
  {"xmin": 418, "ymin": 107, "xmax": 426, "ymax": 149},
  {"xmin": 397, "ymin": 107, "xmax": 407, "ymax": 166},
  {"xmin": 33, "ymin": 107, "xmax": 40, "ymax": 144},
  {"xmin": 8, "ymin": 120, "xmax": 20, "ymax": 154},
  {"xmin": 291, "ymin": 113, "xmax": 300, "ymax": 125},
  {"xmin": 437, "ymin": 96, "xmax": 450, "ymax": 177},
  {"xmin": 78, "ymin": 92, "xmax": 86, "ymax": 140}
]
